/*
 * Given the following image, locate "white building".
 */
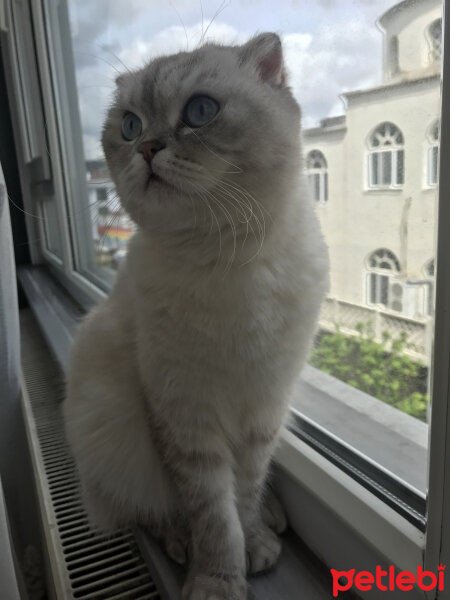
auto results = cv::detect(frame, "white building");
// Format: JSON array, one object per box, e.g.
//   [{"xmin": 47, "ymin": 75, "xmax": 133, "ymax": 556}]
[{"xmin": 304, "ymin": 0, "xmax": 441, "ymax": 324}]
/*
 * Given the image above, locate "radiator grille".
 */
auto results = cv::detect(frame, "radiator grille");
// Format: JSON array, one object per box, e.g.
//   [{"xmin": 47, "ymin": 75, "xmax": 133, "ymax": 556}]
[{"xmin": 20, "ymin": 310, "xmax": 161, "ymax": 600}]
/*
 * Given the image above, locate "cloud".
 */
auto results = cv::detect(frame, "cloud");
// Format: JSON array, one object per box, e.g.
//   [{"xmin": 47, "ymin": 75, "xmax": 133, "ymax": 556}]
[
  {"xmin": 283, "ymin": 19, "xmax": 381, "ymax": 127},
  {"xmin": 74, "ymin": 14, "xmax": 384, "ymax": 158},
  {"xmin": 118, "ymin": 22, "xmax": 246, "ymax": 69}
]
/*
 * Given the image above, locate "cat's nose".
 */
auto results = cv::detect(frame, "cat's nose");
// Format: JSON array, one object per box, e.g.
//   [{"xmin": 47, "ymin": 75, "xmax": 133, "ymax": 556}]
[{"xmin": 138, "ymin": 140, "xmax": 165, "ymax": 165}]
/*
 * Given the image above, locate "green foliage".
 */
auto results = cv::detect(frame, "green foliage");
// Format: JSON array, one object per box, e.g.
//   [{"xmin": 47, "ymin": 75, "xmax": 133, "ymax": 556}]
[{"xmin": 309, "ymin": 321, "xmax": 429, "ymax": 422}]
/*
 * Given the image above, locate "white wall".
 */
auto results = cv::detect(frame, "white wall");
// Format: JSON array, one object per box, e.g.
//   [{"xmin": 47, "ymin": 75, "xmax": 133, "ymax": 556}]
[{"xmin": 304, "ymin": 78, "xmax": 439, "ymax": 315}]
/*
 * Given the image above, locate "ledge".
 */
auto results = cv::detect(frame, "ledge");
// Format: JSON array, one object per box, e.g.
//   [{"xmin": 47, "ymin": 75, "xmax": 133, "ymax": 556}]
[
  {"xmin": 293, "ymin": 365, "xmax": 427, "ymax": 492},
  {"xmin": 17, "ymin": 264, "xmax": 426, "ymax": 596}
]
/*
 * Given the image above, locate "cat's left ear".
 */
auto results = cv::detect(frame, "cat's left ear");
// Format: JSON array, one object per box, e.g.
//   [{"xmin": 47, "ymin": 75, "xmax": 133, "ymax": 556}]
[{"xmin": 239, "ymin": 33, "xmax": 286, "ymax": 87}]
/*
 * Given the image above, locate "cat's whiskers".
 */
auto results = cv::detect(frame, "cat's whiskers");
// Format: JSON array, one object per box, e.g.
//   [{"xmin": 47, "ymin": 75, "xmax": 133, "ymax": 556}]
[
  {"xmin": 179, "ymin": 122, "xmax": 243, "ymax": 174},
  {"xmin": 98, "ymin": 43, "xmax": 133, "ymax": 75},
  {"xmin": 96, "ymin": 180, "xmax": 139, "ymax": 252},
  {"xmin": 198, "ymin": 0, "xmax": 230, "ymax": 47},
  {"xmin": 168, "ymin": 0, "xmax": 189, "ymax": 51},
  {"xmin": 186, "ymin": 189, "xmax": 199, "ymax": 240},
  {"xmin": 220, "ymin": 177, "xmax": 273, "ymax": 227},
  {"xmin": 162, "ymin": 158, "xmax": 265, "ymax": 267},
  {"xmin": 190, "ymin": 181, "xmax": 224, "ymax": 274},
  {"xmin": 216, "ymin": 187, "xmax": 263, "ymax": 261},
  {"xmin": 217, "ymin": 178, "xmax": 271, "ymax": 262},
  {"xmin": 203, "ymin": 190, "xmax": 237, "ymax": 275},
  {"xmin": 211, "ymin": 184, "xmax": 256, "ymax": 251},
  {"xmin": 200, "ymin": 174, "xmax": 266, "ymax": 257}
]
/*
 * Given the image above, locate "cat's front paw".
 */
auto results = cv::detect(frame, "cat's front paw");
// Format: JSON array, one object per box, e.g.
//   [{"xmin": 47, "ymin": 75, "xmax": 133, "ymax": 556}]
[
  {"xmin": 182, "ymin": 573, "xmax": 247, "ymax": 600},
  {"xmin": 246, "ymin": 525, "xmax": 281, "ymax": 575},
  {"xmin": 262, "ymin": 488, "xmax": 287, "ymax": 534}
]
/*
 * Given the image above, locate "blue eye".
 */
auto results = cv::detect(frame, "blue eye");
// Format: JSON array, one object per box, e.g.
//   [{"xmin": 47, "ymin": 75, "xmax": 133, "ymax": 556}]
[
  {"xmin": 121, "ymin": 112, "xmax": 142, "ymax": 141},
  {"xmin": 183, "ymin": 96, "xmax": 219, "ymax": 128}
]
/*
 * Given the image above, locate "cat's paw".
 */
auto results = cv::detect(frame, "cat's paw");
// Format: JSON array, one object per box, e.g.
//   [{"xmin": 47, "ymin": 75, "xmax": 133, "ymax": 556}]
[
  {"xmin": 246, "ymin": 525, "xmax": 281, "ymax": 575},
  {"xmin": 162, "ymin": 522, "xmax": 189, "ymax": 565},
  {"xmin": 182, "ymin": 573, "xmax": 247, "ymax": 600},
  {"xmin": 261, "ymin": 488, "xmax": 287, "ymax": 534},
  {"xmin": 164, "ymin": 531, "xmax": 188, "ymax": 565}
]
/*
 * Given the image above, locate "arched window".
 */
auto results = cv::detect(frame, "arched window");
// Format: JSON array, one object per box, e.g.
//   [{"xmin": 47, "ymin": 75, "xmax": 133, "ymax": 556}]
[
  {"xmin": 307, "ymin": 150, "xmax": 328, "ymax": 203},
  {"xmin": 427, "ymin": 120, "xmax": 439, "ymax": 186},
  {"xmin": 366, "ymin": 248, "xmax": 401, "ymax": 310},
  {"xmin": 427, "ymin": 18, "xmax": 442, "ymax": 62},
  {"xmin": 367, "ymin": 122, "xmax": 404, "ymax": 188}
]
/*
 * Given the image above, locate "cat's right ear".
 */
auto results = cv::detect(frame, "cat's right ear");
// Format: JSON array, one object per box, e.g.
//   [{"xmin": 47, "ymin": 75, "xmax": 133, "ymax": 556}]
[{"xmin": 238, "ymin": 33, "xmax": 286, "ymax": 88}]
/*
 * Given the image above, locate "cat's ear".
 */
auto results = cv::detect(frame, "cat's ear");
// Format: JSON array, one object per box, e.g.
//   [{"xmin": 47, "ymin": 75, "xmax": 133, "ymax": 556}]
[
  {"xmin": 239, "ymin": 33, "xmax": 286, "ymax": 87},
  {"xmin": 115, "ymin": 72, "xmax": 132, "ymax": 87}
]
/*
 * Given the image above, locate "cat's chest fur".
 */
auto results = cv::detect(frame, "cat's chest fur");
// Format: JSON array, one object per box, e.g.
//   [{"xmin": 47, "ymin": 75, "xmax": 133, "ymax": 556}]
[{"xmin": 113, "ymin": 227, "xmax": 327, "ymax": 437}]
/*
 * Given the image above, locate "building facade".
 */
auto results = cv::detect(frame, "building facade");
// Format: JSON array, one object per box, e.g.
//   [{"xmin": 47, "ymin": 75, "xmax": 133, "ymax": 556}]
[{"xmin": 304, "ymin": 0, "xmax": 441, "ymax": 322}]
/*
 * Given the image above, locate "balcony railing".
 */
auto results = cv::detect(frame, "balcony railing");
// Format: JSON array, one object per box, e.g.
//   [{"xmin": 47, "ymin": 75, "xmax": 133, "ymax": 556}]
[{"xmin": 319, "ymin": 297, "xmax": 433, "ymax": 364}]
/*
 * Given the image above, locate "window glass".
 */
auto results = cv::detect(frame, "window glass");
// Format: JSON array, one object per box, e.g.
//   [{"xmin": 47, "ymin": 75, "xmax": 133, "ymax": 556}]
[
  {"xmin": 307, "ymin": 150, "xmax": 328, "ymax": 202},
  {"xmin": 381, "ymin": 151, "xmax": 392, "ymax": 185},
  {"xmin": 397, "ymin": 148, "xmax": 404, "ymax": 184},
  {"xmin": 48, "ymin": 0, "xmax": 441, "ymax": 497}
]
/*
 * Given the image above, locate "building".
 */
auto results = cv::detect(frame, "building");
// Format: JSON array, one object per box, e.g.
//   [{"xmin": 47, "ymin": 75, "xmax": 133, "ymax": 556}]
[
  {"xmin": 304, "ymin": 0, "xmax": 441, "ymax": 336},
  {"xmin": 86, "ymin": 160, "xmax": 134, "ymax": 267}
]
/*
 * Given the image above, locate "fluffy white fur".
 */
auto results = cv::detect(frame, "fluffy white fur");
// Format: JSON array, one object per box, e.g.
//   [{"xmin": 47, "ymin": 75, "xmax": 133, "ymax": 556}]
[{"xmin": 64, "ymin": 33, "xmax": 329, "ymax": 600}]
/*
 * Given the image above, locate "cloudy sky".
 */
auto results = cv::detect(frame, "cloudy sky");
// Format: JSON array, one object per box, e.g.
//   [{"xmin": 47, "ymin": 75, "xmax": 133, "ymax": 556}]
[{"xmin": 67, "ymin": 0, "xmax": 397, "ymax": 160}]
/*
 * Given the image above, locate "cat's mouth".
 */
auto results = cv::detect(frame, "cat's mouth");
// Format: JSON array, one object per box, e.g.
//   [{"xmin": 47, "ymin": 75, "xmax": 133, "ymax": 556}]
[{"xmin": 145, "ymin": 171, "xmax": 164, "ymax": 188}]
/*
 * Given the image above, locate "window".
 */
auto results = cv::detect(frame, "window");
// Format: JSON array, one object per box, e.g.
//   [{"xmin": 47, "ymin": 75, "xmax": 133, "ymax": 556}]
[
  {"xmin": 428, "ymin": 18, "xmax": 442, "ymax": 62},
  {"xmin": 366, "ymin": 248, "xmax": 401, "ymax": 309},
  {"xmin": 367, "ymin": 122, "xmax": 404, "ymax": 188},
  {"xmin": 425, "ymin": 258, "xmax": 435, "ymax": 278},
  {"xmin": 4, "ymin": 0, "xmax": 446, "ymax": 580},
  {"xmin": 428, "ymin": 120, "xmax": 440, "ymax": 186},
  {"xmin": 389, "ymin": 35, "xmax": 399, "ymax": 76},
  {"xmin": 307, "ymin": 150, "xmax": 328, "ymax": 203}
]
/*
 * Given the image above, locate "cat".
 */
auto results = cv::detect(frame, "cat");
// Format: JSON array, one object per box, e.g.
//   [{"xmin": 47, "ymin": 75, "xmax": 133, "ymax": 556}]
[{"xmin": 64, "ymin": 32, "xmax": 329, "ymax": 600}]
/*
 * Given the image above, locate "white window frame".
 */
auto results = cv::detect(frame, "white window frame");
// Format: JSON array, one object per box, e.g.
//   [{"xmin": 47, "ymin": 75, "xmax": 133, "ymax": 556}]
[
  {"xmin": 3, "ymin": 0, "xmax": 450, "ymax": 592},
  {"xmin": 367, "ymin": 271, "xmax": 391, "ymax": 306},
  {"xmin": 367, "ymin": 122, "xmax": 405, "ymax": 189},
  {"xmin": 306, "ymin": 150, "xmax": 328, "ymax": 203},
  {"xmin": 365, "ymin": 248, "xmax": 401, "ymax": 310}
]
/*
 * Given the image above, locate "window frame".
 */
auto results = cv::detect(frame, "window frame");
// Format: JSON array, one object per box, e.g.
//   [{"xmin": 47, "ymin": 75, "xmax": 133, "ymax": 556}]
[
  {"xmin": 4, "ymin": 0, "xmax": 450, "ymax": 590},
  {"xmin": 365, "ymin": 248, "xmax": 402, "ymax": 310},
  {"xmin": 427, "ymin": 18, "xmax": 442, "ymax": 64},
  {"xmin": 306, "ymin": 150, "xmax": 328, "ymax": 203},
  {"xmin": 367, "ymin": 122, "xmax": 405, "ymax": 190}
]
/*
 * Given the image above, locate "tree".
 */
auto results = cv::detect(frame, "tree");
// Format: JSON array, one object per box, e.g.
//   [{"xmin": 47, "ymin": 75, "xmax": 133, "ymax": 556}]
[{"xmin": 308, "ymin": 321, "xmax": 429, "ymax": 421}]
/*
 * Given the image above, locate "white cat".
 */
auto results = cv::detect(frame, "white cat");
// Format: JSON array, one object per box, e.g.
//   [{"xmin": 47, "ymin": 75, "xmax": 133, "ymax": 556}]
[{"xmin": 64, "ymin": 33, "xmax": 329, "ymax": 600}]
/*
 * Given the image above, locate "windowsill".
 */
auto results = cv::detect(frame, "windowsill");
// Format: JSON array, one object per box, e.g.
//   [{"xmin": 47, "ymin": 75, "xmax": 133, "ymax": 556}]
[
  {"xmin": 364, "ymin": 187, "xmax": 403, "ymax": 193},
  {"xmin": 134, "ymin": 525, "xmax": 348, "ymax": 600},
  {"xmin": 17, "ymin": 264, "xmax": 426, "ymax": 598},
  {"xmin": 296, "ymin": 365, "xmax": 427, "ymax": 492}
]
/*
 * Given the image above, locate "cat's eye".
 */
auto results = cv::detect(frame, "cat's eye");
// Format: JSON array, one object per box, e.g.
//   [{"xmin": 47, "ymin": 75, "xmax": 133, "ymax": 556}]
[
  {"xmin": 183, "ymin": 96, "xmax": 219, "ymax": 128},
  {"xmin": 121, "ymin": 112, "xmax": 142, "ymax": 141}
]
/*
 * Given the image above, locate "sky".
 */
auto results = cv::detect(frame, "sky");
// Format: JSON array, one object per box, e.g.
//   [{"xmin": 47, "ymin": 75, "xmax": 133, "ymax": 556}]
[{"xmin": 67, "ymin": 0, "xmax": 398, "ymax": 160}]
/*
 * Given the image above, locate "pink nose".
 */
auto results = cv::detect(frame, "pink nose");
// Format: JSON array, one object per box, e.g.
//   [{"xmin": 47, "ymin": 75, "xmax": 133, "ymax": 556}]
[{"xmin": 138, "ymin": 140, "xmax": 165, "ymax": 164}]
